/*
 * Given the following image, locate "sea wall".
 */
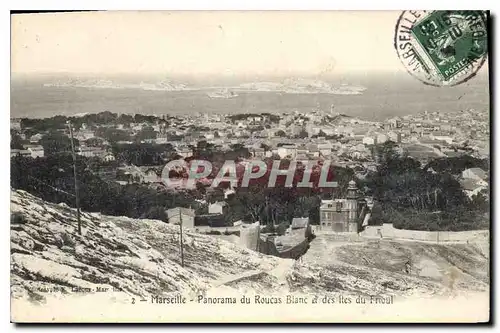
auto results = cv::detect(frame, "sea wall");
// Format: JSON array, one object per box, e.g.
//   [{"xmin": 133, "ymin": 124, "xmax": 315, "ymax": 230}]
[
  {"xmin": 311, "ymin": 226, "xmax": 365, "ymax": 242},
  {"xmin": 361, "ymin": 223, "xmax": 489, "ymax": 243}
]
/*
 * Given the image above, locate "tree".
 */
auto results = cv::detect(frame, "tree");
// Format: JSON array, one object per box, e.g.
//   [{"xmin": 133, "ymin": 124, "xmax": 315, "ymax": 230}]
[
  {"xmin": 95, "ymin": 127, "xmax": 131, "ymax": 143},
  {"xmin": 135, "ymin": 126, "xmax": 157, "ymax": 142},
  {"xmin": 40, "ymin": 132, "xmax": 79, "ymax": 156},
  {"xmin": 363, "ymin": 151, "xmax": 487, "ymax": 231},
  {"xmin": 275, "ymin": 130, "xmax": 286, "ymax": 137},
  {"xmin": 260, "ymin": 143, "xmax": 271, "ymax": 152},
  {"xmin": 297, "ymin": 129, "xmax": 309, "ymax": 139},
  {"xmin": 85, "ymin": 137, "xmax": 104, "ymax": 147},
  {"xmin": 11, "ymin": 131, "xmax": 24, "ymax": 149}
]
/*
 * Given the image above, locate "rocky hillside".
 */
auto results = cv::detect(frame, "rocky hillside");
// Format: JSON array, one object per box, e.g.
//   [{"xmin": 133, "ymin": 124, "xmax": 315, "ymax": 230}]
[{"xmin": 11, "ymin": 189, "xmax": 489, "ymax": 308}]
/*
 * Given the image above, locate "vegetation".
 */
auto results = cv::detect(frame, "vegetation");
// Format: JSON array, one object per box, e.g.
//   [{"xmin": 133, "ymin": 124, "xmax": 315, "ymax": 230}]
[
  {"xmin": 364, "ymin": 142, "xmax": 489, "ymax": 231},
  {"xmin": 112, "ymin": 143, "xmax": 176, "ymax": 166},
  {"xmin": 40, "ymin": 131, "xmax": 79, "ymax": 156},
  {"xmin": 10, "ymin": 155, "xmax": 197, "ymax": 222}
]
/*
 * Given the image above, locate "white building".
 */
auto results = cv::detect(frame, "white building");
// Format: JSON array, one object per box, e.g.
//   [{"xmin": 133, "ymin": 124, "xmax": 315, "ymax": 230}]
[
  {"xmin": 277, "ymin": 144, "xmax": 297, "ymax": 159},
  {"xmin": 462, "ymin": 168, "xmax": 488, "ymax": 184},
  {"xmin": 362, "ymin": 136, "xmax": 375, "ymax": 145},
  {"xmin": 208, "ymin": 201, "xmax": 228, "ymax": 215},
  {"xmin": 29, "ymin": 134, "xmax": 43, "ymax": 143},
  {"xmin": 102, "ymin": 153, "xmax": 116, "ymax": 162},
  {"xmin": 376, "ymin": 133, "xmax": 388, "ymax": 144},
  {"xmin": 27, "ymin": 146, "xmax": 44, "ymax": 158}
]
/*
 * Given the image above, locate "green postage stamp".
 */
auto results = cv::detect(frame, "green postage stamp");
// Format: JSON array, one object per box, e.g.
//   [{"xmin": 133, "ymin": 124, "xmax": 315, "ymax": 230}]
[{"xmin": 395, "ymin": 10, "xmax": 488, "ymax": 86}]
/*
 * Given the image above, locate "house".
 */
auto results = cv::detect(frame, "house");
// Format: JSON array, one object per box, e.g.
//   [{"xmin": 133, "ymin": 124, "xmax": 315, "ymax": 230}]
[
  {"xmin": 387, "ymin": 131, "xmax": 399, "ymax": 142},
  {"xmin": 29, "ymin": 134, "xmax": 43, "ymax": 143},
  {"xmin": 277, "ymin": 144, "xmax": 297, "ymax": 159},
  {"xmin": 462, "ymin": 168, "xmax": 488, "ymax": 183},
  {"xmin": 430, "ymin": 132, "xmax": 453, "ymax": 144},
  {"xmin": 27, "ymin": 145, "xmax": 44, "ymax": 158},
  {"xmin": 319, "ymin": 181, "xmax": 367, "ymax": 233},
  {"xmin": 362, "ymin": 136, "xmax": 375, "ymax": 145},
  {"xmin": 102, "ymin": 153, "xmax": 116, "ymax": 162},
  {"xmin": 252, "ymin": 147, "xmax": 266, "ymax": 158},
  {"xmin": 376, "ymin": 133, "xmax": 388, "ymax": 144},
  {"xmin": 74, "ymin": 130, "xmax": 95, "ymax": 141},
  {"xmin": 208, "ymin": 201, "xmax": 228, "ymax": 215},
  {"xmin": 224, "ymin": 188, "xmax": 235, "ymax": 199},
  {"xmin": 387, "ymin": 117, "xmax": 401, "ymax": 128},
  {"xmin": 11, "ymin": 149, "xmax": 31, "ymax": 158},
  {"xmin": 177, "ymin": 148, "xmax": 192, "ymax": 158},
  {"xmin": 318, "ymin": 143, "xmax": 333, "ymax": 157},
  {"xmin": 77, "ymin": 147, "xmax": 106, "ymax": 158}
]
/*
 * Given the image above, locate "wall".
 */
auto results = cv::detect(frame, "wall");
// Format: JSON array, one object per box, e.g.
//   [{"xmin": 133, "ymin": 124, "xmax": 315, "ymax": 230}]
[
  {"xmin": 240, "ymin": 223, "xmax": 260, "ymax": 251},
  {"xmin": 361, "ymin": 223, "xmax": 489, "ymax": 243}
]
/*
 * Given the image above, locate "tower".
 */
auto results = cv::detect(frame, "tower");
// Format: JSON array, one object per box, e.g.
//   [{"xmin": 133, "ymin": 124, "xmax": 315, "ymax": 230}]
[{"xmin": 346, "ymin": 180, "xmax": 359, "ymax": 233}]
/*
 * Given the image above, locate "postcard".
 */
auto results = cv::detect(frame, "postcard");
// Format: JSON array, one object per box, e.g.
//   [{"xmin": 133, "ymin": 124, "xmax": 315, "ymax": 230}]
[{"xmin": 10, "ymin": 10, "xmax": 490, "ymax": 323}]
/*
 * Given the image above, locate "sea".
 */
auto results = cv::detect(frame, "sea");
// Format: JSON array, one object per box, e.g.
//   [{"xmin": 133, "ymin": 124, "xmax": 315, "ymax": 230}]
[{"xmin": 10, "ymin": 72, "xmax": 490, "ymax": 121}]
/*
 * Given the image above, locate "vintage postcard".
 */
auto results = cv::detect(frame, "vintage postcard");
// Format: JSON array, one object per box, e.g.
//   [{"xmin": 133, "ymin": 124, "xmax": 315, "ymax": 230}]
[{"xmin": 10, "ymin": 10, "xmax": 490, "ymax": 323}]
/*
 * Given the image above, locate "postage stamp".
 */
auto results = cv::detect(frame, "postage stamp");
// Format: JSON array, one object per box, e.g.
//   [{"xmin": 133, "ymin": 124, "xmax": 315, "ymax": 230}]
[{"xmin": 394, "ymin": 10, "xmax": 488, "ymax": 86}]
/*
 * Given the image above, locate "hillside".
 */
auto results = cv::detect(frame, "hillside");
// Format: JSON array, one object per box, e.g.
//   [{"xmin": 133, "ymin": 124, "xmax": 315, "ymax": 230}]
[{"xmin": 10, "ymin": 189, "xmax": 489, "ymax": 322}]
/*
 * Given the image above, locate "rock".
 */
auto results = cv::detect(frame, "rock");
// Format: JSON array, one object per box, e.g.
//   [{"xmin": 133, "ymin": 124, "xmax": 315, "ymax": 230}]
[
  {"xmin": 11, "ymin": 225, "xmax": 26, "ymax": 232},
  {"xmin": 11, "ymin": 243, "xmax": 33, "ymax": 255},
  {"xmin": 22, "ymin": 239, "xmax": 35, "ymax": 251},
  {"xmin": 61, "ymin": 246, "xmax": 76, "ymax": 254},
  {"xmin": 60, "ymin": 232, "xmax": 76, "ymax": 247},
  {"xmin": 53, "ymin": 234, "xmax": 64, "ymax": 249},
  {"xmin": 57, "ymin": 202, "xmax": 70, "ymax": 209},
  {"xmin": 32, "ymin": 241, "xmax": 46, "ymax": 252}
]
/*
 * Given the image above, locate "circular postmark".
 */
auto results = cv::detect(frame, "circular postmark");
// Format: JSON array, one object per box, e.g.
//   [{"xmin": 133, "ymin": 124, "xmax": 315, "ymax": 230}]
[{"xmin": 394, "ymin": 10, "xmax": 488, "ymax": 86}]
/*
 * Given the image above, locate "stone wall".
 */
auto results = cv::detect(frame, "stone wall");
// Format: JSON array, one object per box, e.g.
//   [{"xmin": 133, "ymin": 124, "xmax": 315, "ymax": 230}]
[{"xmin": 361, "ymin": 223, "xmax": 489, "ymax": 243}]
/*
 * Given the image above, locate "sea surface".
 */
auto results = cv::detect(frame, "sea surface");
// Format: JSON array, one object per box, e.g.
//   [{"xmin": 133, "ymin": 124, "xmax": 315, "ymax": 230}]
[{"xmin": 10, "ymin": 73, "xmax": 490, "ymax": 121}]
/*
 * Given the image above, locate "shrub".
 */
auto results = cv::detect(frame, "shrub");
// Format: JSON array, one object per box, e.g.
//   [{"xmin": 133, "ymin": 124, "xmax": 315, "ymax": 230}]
[{"xmin": 11, "ymin": 212, "xmax": 27, "ymax": 224}]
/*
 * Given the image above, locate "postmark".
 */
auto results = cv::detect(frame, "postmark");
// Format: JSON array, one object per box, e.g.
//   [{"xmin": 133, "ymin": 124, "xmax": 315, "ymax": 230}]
[{"xmin": 394, "ymin": 10, "xmax": 488, "ymax": 86}]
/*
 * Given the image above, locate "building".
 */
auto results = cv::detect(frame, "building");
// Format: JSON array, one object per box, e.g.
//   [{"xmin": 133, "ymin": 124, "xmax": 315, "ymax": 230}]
[
  {"xmin": 177, "ymin": 148, "xmax": 193, "ymax": 158},
  {"xmin": 27, "ymin": 146, "xmax": 44, "ymax": 158},
  {"xmin": 208, "ymin": 201, "xmax": 228, "ymax": 215},
  {"xmin": 462, "ymin": 168, "xmax": 488, "ymax": 183},
  {"xmin": 29, "ymin": 134, "xmax": 43, "ymax": 143},
  {"xmin": 102, "ymin": 153, "xmax": 116, "ymax": 162},
  {"xmin": 318, "ymin": 143, "xmax": 333, "ymax": 157},
  {"xmin": 362, "ymin": 136, "xmax": 375, "ymax": 145},
  {"xmin": 319, "ymin": 180, "xmax": 368, "ymax": 233},
  {"xmin": 430, "ymin": 132, "xmax": 453, "ymax": 144},
  {"xmin": 251, "ymin": 147, "xmax": 266, "ymax": 158},
  {"xmin": 277, "ymin": 144, "xmax": 297, "ymax": 159},
  {"xmin": 11, "ymin": 119, "xmax": 21, "ymax": 131},
  {"xmin": 11, "ymin": 149, "xmax": 31, "ymax": 158},
  {"xmin": 76, "ymin": 146, "xmax": 106, "ymax": 158},
  {"xmin": 74, "ymin": 130, "xmax": 95, "ymax": 141},
  {"xmin": 376, "ymin": 133, "xmax": 388, "ymax": 144}
]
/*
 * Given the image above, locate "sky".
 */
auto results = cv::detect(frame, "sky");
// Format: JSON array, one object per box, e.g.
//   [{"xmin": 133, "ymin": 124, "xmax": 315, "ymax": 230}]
[{"xmin": 10, "ymin": 11, "xmax": 439, "ymax": 77}]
